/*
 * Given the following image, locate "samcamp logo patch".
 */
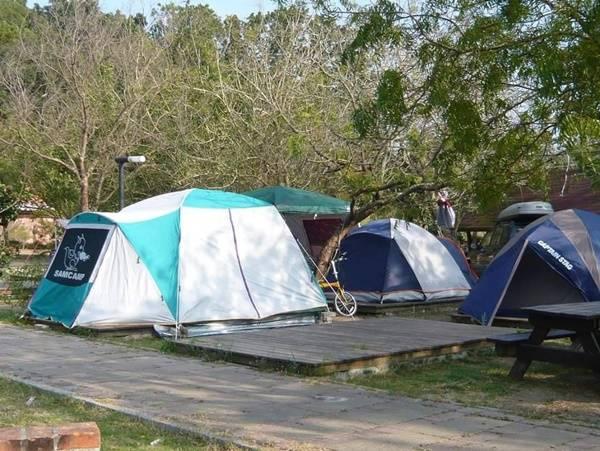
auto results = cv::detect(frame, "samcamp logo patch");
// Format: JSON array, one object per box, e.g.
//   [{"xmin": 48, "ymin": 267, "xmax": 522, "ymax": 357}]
[
  {"xmin": 48, "ymin": 228, "xmax": 109, "ymax": 286},
  {"xmin": 53, "ymin": 234, "xmax": 91, "ymax": 281}
]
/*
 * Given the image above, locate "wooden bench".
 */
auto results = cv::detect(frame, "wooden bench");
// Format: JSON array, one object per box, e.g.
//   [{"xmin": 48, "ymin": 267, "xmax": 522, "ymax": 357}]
[{"xmin": 488, "ymin": 329, "xmax": 576, "ymax": 357}]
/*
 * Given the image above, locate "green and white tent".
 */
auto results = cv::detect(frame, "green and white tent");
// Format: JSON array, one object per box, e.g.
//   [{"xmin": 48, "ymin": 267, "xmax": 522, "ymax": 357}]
[
  {"xmin": 244, "ymin": 186, "xmax": 350, "ymax": 215},
  {"xmin": 28, "ymin": 189, "xmax": 327, "ymax": 330},
  {"xmin": 244, "ymin": 186, "xmax": 350, "ymax": 261}
]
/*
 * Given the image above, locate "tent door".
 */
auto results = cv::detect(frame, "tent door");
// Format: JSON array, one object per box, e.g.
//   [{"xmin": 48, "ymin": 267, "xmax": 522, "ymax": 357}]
[{"xmin": 498, "ymin": 246, "xmax": 585, "ymax": 316}]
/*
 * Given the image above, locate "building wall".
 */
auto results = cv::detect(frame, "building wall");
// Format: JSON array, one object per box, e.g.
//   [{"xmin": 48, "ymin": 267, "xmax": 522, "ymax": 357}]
[{"xmin": 459, "ymin": 171, "xmax": 600, "ymax": 232}]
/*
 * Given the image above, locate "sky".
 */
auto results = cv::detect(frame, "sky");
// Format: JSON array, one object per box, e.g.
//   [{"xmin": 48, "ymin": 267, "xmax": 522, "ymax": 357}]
[{"xmin": 26, "ymin": 1, "xmax": 276, "ymax": 19}]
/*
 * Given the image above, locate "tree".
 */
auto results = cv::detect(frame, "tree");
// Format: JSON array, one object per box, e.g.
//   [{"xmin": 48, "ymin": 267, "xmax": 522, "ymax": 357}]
[
  {"xmin": 0, "ymin": 0, "xmax": 564, "ymax": 280},
  {"xmin": 0, "ymin": 0, "xmax": 29, "ymax": 117},
  {"xmin": 206, "ymin": 6, "xmax": 351, "ymax": 190},
  {"xmin": 0, "ymin": 183, "xmax": 20, "ymax": 244},
  {"xmin": 323, "ymin": 0, "xmax": 600, "ymax": 185},
  {"xmin": 200, "ymin": 3, "xmax": 460, "ymax": 272},
  {"xmin": 0, "ymin": 0, "xmax": 28, "ymax": 51},
  {"xmin": 306, "ymin": 0, "xmax": 556, "ymax": 273},
  {"xmin": 151, "ymin": 3, "xmax": 223, "ymax": 73},
  {"xmin": 0, "ymin": 2, "xmax": 171, "ymax": 214}
]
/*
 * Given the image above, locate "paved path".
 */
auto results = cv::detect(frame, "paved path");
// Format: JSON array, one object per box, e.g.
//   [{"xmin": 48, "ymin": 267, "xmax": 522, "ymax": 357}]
[{"xmin": 0, "ymin": 324, "xmax": 598, "ymax": 450}]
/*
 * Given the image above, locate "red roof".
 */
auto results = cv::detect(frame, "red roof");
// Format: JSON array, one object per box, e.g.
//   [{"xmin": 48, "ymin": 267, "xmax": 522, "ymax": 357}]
[{"xmin": 460, "ymin": 171, "xmax": 600, "ymax": 231}]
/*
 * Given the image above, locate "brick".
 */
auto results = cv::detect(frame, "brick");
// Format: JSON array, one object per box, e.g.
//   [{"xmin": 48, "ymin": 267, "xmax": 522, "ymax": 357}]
[
  {"xmin": 27, "ymin": 436, "xmax": 55, "ymax": 450},
  {"xmin": 25, "ymin": 425, "xmax": 56, "ymax": 451},
  {"xmin": 0, "ymin": 423, "xmax": 100, "ymax": 451},
  {"xmin": 0, "ymin": 427, "xmax": 24, "ymax": 451},
  {"xmin": 56, "ymin": 423, "xmax": 100, "ymax": 450}
]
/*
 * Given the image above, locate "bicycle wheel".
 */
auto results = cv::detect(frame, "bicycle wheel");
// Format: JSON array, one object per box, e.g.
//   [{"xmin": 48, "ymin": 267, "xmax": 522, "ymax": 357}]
[{"xmin": 334, "ymin": 291, "xmax": 357, "ymax": 317}]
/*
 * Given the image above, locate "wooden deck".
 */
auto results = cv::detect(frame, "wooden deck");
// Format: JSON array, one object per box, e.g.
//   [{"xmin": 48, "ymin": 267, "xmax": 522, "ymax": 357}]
[{"xmin": 169, "ymin": 316, "xmax": 514, "ymax": 376}]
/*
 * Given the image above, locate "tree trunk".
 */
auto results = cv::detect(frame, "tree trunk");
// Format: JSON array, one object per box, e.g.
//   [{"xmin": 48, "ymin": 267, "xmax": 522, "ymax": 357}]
[
  {"xmin": 315, "ymin": 213, "xmax": 360, "ymax": 277},
  {"xmin": 80, "ymin": 175, "xmax": 90, "ymax": 212},
  {"xmin": 1, "ymin": 220, "xmax": 8, "ymax": 245}
]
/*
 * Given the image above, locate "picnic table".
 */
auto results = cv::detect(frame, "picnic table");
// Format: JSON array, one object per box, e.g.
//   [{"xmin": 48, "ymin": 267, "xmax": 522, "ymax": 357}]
[{"xmin": 502, "ymin": 302, "xmax": 600, "ymax": 379}]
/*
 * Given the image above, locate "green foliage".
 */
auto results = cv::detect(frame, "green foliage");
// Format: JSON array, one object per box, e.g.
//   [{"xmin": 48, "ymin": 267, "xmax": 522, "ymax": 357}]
[
  {"xmin": 561, "ymin": 115, "xmax": 600, "ymax": 185},
  {"xmin": 351, "ymin": 105, "xmax": 376, "ymax": 138},
  {"xmin": 334, "ymin": 0, "xmax": 600, "ymax": 213},
  {"xmin": 3, "ymin": 264, "xmax": 45, "ymax": 305},
  {"xmin": 350, "ymin": 69, "xmax": 409, "ymax": 138},
  {"xmin": 424, "ymin": 0, "xmax": 600, "ymax": 170},
  {"xmin": 286, "ymin": 133, "xmax": 306, "ymax": 158},
  {"xmin": 151, "ymin": 3, "xmax": 223, "ymax": 74},
  {"xmin": 502, "ymin": 0, "xmax": 529, "ymax": 25},
  {"xmin": 376, "ymin": 70, "xmax": 407, "ymax": 127},
  {"xmin": 0, "ymin": 183, "xmax": 19, "ymax": 228},
  {"xmin": 445, "ymin": 98, "xmax": 482, "ymax": 156},
  {"xmin": 0, "ymin": 243, "xmax": 15, "ymax": 277},
  {"xmin": 0, "ymin": 0, "xmax": 28, "ymax": 50},
  {"xmin": 4, "ymin": 0, "xmax": 589, "ymax": 233},
  {"xmin": 342, "ymin": 0, "xmax": 403, "ymax": 64}
]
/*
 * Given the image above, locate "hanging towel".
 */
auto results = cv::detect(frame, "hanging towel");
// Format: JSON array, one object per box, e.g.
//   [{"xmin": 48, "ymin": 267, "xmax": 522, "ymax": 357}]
[{"xmin": 436, "ymin": 191, "xmax": 456, "ymax": 229}]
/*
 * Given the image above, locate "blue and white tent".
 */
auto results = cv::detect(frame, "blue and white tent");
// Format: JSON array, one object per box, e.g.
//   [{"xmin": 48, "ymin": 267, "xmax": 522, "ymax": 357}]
[
  {"xmin": 460, "ymin": 209, "xmax": 600, "ymax": 325},
  {"xmin": 438, "ymin": 237, "xmax": 478, "ymax": 286},
  {"xmin": 335, "ymin": 219, "xmax": 471, "ymax": 303},
  {"xmin": 28, "ymin": 189, "xmax": 326, "ymax": 330}
]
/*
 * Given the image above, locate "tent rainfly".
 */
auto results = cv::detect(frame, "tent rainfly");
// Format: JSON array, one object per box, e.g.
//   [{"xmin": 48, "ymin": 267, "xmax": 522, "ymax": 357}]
[
  {"xmin": 460, "ymin": 209, "xmax": 600, "ymax": 325},
  {"xmin": 438, "ymin": 237, "xmax": 479, "ymax": 287},
  {"xmin": 334, "ymin": 219, "xmax": 472, "ymax": 303},
  {"xmin": 27, "ymin": 189, "xmax": 326, "ymax": 330},
  {"xmin": 244, "ymin": 186, "xmax": 350, "ymax": 261}
]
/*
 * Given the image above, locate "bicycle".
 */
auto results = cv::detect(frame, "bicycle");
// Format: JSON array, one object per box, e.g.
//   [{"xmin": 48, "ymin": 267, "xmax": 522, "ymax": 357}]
[{"xmin": 319, "ymin": 250, "xmax": 357, "ymax": 317}]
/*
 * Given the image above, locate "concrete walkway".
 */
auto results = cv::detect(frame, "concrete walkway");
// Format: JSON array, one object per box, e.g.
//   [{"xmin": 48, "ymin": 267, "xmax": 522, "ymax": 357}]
[{"xmin": 0, "ymin": 324, "xmax": 598, "ymax": 450}]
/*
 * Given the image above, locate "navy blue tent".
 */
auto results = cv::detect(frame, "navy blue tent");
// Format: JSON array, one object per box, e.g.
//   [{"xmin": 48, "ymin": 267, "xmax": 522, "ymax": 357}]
[
  {"xmin": 335, "ymin": 219, "xmax": 471, "ymax": 303},
  {"xmin": 460, "ymin": 209, "xmax": 600, "ymax": 325},
  {"xmin": 438, "ymin": 237, "xmax": 478, "ymax": 287}
]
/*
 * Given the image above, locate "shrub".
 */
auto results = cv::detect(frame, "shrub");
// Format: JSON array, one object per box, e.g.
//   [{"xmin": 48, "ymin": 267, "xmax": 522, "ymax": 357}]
[{"xmin": 3, "ymin": 264, "xmax": 45, "ymax": 306}]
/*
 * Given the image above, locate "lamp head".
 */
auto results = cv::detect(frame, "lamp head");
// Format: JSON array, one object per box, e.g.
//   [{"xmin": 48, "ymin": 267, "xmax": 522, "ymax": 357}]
[
  {"xmin": 115, "ymin": 155, "xmax": 146, "ymax": 164},
  {"xmin": 127, "ymin": 155, "xmax": 146, "ymax": 164}
]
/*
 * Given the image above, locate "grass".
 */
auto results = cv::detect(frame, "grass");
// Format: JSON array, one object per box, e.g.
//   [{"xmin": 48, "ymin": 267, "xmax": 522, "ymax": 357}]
[
  {"xmin": 0, "ymin": 377, "xmax": 234, "ymax": 450},
  {"xmin": 378, "ymin": 301, "xmax": 461, "ymax": 321},
  {"xmin": 101, "ymin": 334, "xmax": 174, "ymax": 353},
  {"xmin": 348, "ymin": 348, "xmax": 600, "ymax": 429},
  {"xmin": 0, "ymin": 304, "xmax": 28, "ymax": 325}
]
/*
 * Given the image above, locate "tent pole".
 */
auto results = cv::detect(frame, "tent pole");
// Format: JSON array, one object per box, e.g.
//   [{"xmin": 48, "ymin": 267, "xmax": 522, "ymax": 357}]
[{"xmin": 175, "ymin": 295, "xmax": 179, "ymax": 340}]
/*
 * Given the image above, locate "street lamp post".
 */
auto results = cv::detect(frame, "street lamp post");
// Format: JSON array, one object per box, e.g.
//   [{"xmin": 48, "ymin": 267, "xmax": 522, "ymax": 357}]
[{"xmin": 115, "ymin": 155, "xmax": 146, "ymax": 210}]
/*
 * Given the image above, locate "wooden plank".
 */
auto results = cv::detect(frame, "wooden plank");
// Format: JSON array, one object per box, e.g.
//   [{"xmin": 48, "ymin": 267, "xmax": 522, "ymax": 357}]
[
  {"xmin": 508, "ymin": 324, "xmax": 550, "ymax": 380},
  {"xmin": 525, "ymin": 302, "xmax": 600, "ymax": 320},
  {"xmin": 172, "ymin": 338, "xmax": 491, "ymax": 375},
  {"xmin": 190, "ymin": 322, "xmax": 501, "ymax": 356},
  {"xmin": 530, "ymin": 315, "xmax": 598, "ymax": 333},
  {"xmin": 170, "ymin": 317, "xmax": 509, "ymax": 374},
  {"xmin": 516, "ymin": 344, "xmax": 600, "ymax": 370},
  {"xmin": 488, "ymin": 329, "xmax": 575, "ymax": 344}
]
